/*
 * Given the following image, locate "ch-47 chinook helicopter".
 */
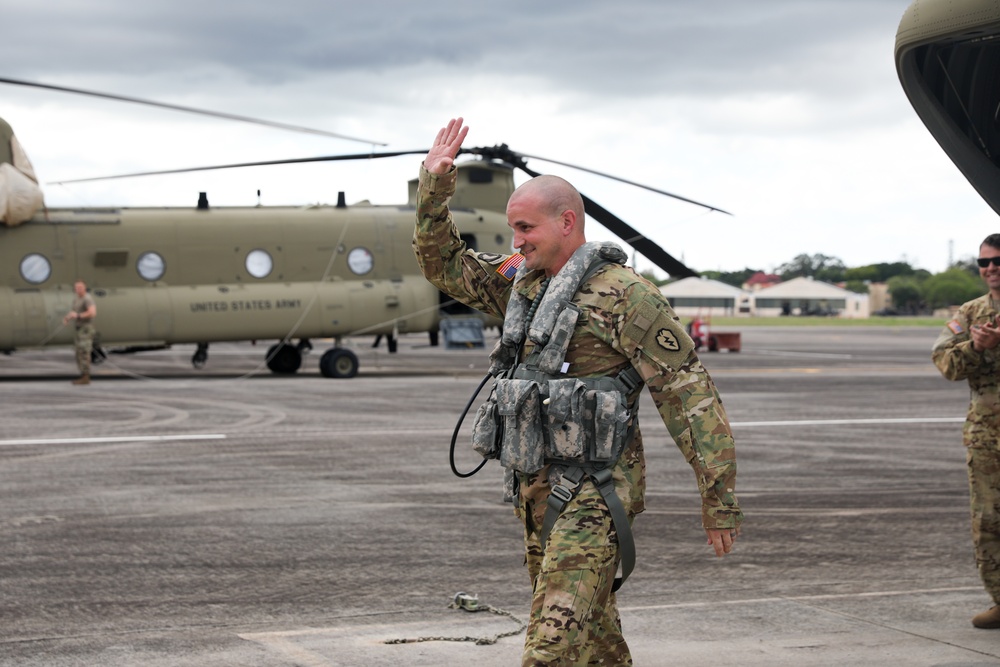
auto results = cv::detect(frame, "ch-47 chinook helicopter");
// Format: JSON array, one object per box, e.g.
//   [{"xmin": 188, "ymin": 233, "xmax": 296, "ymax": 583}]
[
  {"xmin": 895, "ymin": 0, "xmax": 1000, "ymax": 216},
  {"xmin": 0, "ymin": 77, "xmax": 728, "ymax": 379}
]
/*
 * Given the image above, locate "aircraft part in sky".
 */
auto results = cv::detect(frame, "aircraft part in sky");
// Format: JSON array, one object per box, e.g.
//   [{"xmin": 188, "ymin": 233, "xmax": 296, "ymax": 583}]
[
  {"xmin": 0, "ymin": 76, "xmax": 387, "ymax": 146},
  {"xmin": 895, "ymin": 0, "xmax": 1000, "ymax": 215}
]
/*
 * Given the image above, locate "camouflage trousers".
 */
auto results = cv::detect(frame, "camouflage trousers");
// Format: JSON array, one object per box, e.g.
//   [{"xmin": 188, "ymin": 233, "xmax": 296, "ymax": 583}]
[
  {"xmin": 967, "ymin": 446, "xmax": 1000, "ymax": 603},
  {"xmin": 74, "ymin": 324, "xmax": 94, "ymax": 376},
  {"xmin": 521, "ymin": 480, "xmax": 633, "ymax": 666}
]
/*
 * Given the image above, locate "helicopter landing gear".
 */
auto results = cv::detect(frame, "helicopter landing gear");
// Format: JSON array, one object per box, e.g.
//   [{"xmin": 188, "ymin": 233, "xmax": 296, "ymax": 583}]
[
  {"xmin": 266, "ymin": 342, "xmax": 302, "ymax": 374},
  {"xmin": 319, "ymin": 348, "xmax": 359, "ymax": 378},
  {"xmin": 192, "ymin": 343, "xmax": 209, "ymax": 369}
]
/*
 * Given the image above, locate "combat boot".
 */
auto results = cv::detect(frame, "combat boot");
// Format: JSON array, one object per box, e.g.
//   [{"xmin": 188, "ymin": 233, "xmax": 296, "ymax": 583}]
[
  {"xmin": 71, "ymin": 375, "xmax": 90, "ymax": 386},
  {"xmin": 972, "ymin": 606, "xmax": 1000, "ymax": 629}
]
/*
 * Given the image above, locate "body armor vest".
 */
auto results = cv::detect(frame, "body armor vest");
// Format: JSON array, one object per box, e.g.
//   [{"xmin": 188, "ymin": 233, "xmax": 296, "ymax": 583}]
[
  {"xmin": 471, "ymin": 242, "xmax": 641, "ymax": 473},
  {"xmin": 470, "ymin": 241, "xmax": 641, "ymax": 590}
]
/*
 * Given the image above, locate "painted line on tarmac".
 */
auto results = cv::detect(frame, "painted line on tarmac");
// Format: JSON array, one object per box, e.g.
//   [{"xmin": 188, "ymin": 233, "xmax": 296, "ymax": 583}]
[
  {"xmin": 752, "ymin": 349, "xmax": 855, "ymax": 359},
  {"xmin": 732, "ymin": 417, "xmax": 963, "ymax": 427},
  {"xmin": 622, "ymin": 585, "xmax": 982, "ymax": 612},
  {"xmin": 0, "ymin": 433, "xmax": 227, "ymax": 447}
]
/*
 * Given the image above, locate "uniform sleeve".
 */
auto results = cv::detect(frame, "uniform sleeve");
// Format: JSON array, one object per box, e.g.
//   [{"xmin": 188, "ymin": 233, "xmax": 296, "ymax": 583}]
[
  {"xmin": 412, "ymin": 165, "xmax": 512, "ymax": 319},
  {"xmin": 614, "ymin": 284, "xmax": 743, "ymax": 530},
  {"xmin": 932, "ymin": 305, "xmax": 1000, "ymax": 381}
]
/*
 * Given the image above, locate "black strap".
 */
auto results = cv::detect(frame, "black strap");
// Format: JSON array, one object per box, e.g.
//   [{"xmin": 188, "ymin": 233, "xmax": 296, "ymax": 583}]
[{"xmin": 539, "ymin": 465, "xmax": 636, "ymax": 592}]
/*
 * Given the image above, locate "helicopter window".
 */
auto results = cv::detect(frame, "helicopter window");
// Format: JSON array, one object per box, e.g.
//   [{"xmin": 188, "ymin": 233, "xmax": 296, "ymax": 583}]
[
  {"xmin": 467, "ymin": 168, "xmax": 494, "ymax": 184},
  {"xmin": 19, "ymin": 253, "xmax": 51, "ymax": 284},
  {"xmin": 245, "ymin": 249, "xmax": 273, "ymax": 279},
  {"xmin": 136, "ymin": 252, "xmax": 166, "ymax": 282},
  {"xmin": 347, "ymin": 247, "xmax": 374, "ymax": 275}
]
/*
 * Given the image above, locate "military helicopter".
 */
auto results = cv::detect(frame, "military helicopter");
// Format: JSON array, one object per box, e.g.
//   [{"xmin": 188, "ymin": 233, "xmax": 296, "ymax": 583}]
[
  {"xmin": 895, "ymin": 0, "xmax": 1000, "ymax": 216},
  {"xmin": 0, "ymin": 77, "xmax": 727, "ymax": 378}
]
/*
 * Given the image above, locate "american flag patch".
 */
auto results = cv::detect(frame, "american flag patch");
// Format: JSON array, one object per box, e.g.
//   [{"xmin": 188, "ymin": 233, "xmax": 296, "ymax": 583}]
[
  {"xmin": 497, "ymin": 254, "xmax": 524, "ymax": 281},
  {"xmin": 948, "ymin": 319, "xmax": 964, "ymax": 335}
]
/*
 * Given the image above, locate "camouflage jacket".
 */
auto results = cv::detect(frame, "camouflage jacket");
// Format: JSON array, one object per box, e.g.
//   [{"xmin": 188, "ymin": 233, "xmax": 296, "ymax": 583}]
[
  {"xmin": 932, "ymin": 294, "xmax": 1000, "ymax": 446},
  {"xmin": 413, "ymin": 164, "xmax": 742, "ymax": 530}
]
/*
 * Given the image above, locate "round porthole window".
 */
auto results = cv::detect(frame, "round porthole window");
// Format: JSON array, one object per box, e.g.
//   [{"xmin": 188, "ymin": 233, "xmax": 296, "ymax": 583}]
[
  {"xmin": 20, "ymin": 253, "xmax": 51, "ymax": 284},
  {"xmin": 245, "ymin": 249, "xmax": 273, "ymax": 279},
  {"xmin": 137, "ymin": 251, "xmax": 166, "ymax": 281},
  {"xmin": 347, "ymin": 247, "xmax": 374, "ymax": 275}
]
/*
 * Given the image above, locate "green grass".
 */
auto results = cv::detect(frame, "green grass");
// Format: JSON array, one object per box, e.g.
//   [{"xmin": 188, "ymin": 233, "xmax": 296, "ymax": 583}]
[{"xmin": 694, "ymin": 316, "xmax": 946, "ymax": 327}]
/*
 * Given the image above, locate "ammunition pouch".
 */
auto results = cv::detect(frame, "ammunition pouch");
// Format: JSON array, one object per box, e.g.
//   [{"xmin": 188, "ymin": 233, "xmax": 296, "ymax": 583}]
[{"xmin": 470, "ymin": 368, "xmax": 639, "ymax": 475}]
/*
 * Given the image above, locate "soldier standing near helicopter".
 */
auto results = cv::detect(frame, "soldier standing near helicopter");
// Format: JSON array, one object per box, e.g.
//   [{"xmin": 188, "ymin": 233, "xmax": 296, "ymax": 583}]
[
  {"xmin": 63, "ymin": 280, "xmax": 97, "ymax": 385},
  {"xmin": 933, "ymin": 233, "xmax": 1000, "ymax": 629},
  {"xmin": 414, "ymin": 118, "xmax": 743, "ymax": 665}
]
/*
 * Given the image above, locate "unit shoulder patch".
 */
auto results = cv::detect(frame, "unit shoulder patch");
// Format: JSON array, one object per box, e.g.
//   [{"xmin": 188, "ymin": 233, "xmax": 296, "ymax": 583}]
[{"xmin": 656, "ymin": 328, "xmax": 680, "ymax": 351}]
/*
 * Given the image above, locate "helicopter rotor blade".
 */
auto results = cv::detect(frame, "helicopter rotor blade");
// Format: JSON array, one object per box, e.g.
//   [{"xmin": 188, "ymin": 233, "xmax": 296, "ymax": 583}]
[
  {"xmin": 460, "ymin": 144, "xmax": 730, "ymax": 216},
  {"xmin": 579, "ymin": 193, "xmax": 698, "ymax": 278},
  {"xmin": 460, "ymin": 145, "xmax": 700, "ymax": 277},
  {"xmin": 47, "ymin": 150, "xmax": 428, "ymax": 185},
  {"xmin": 518, "ymin": 152, "xmax": 731, "ymax": 216},
  {"xmin": 46, "ymin": 140, "xmax": 706, "ymax": 277},
  {"xmin": 0, "ymin": 76, "xmax": 387, "ymax": 146}
]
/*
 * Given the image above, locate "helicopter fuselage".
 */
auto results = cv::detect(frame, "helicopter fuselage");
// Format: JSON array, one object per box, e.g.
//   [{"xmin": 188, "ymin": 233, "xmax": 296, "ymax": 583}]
[{"xmin": 0, "ymin": 200, "xmax": 511, "ymax": 354}]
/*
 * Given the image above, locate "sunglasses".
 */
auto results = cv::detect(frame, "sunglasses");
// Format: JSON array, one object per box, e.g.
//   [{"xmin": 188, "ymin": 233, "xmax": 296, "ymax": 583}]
[{"xmin": 978, "ymin": 257, "xmax": 1000, "ymax": 267}]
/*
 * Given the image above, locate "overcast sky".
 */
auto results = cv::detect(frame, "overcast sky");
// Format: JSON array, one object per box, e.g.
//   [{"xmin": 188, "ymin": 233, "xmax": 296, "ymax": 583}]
[{"xmin": 2, "ymin": 0, "xmax": 995, "ymax": 277}]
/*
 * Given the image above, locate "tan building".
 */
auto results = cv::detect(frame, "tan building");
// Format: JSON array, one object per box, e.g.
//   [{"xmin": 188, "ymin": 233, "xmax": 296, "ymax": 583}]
[
  {"xmin": 754, "ymin": 277, "xmax": 870, "ymax": 318},
  {"xmin": 660, "ymin": 277, "xmax": 751, "ymax": 317}
]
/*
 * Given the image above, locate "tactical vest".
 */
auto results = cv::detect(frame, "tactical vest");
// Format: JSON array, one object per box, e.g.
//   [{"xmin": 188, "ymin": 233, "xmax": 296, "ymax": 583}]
[{"xmin": 471, "ymin": 241, "xmax": 641, "ymax": 589}]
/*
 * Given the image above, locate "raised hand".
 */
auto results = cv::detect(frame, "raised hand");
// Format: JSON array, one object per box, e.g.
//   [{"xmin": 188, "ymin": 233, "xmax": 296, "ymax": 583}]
[{"xmin": 423, "ymin": 117, "xmax": 469, "ymax": 175}]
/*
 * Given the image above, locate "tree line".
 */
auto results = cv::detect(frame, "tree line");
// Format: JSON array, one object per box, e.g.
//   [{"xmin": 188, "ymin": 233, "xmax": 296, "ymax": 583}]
[{"xmin": 692, "ymin": 253, "xmax": 986, "ymax": 314}]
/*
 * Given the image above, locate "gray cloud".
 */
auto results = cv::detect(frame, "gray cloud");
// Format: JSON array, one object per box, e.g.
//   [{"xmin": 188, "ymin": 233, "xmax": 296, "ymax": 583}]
[
  {"xmin": 0, "ymin": 0, "xmax": 981, "ymax": 274},
  {"xmin": 3, "ymin": 0, "xmax": 908, "ymax": 98}
]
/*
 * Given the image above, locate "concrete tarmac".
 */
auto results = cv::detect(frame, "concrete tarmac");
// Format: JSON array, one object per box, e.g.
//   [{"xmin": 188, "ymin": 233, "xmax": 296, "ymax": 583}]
[{"xmin": 2, "ymin": 325, "xmax": 997, "ymax": 666}]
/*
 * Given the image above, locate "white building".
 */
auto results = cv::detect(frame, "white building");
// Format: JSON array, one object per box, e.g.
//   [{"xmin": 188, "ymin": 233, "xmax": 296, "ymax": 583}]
[
  {"xmin": 753, "ymin": 276, "xmax": 870, "ymax": 318},
  {"xmin": 660, "ymin": 276, "xmax": 751, "ymax": 317}
]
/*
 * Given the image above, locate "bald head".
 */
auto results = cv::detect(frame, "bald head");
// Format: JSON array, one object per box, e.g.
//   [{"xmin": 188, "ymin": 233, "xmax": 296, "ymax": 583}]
[
  {"xmin": 506, "ymin": 175, "xmax": 587, "ymax": 275},
  {"xmin": 509, "ymin": 175, "xmax": 586, "ymax": 230}
]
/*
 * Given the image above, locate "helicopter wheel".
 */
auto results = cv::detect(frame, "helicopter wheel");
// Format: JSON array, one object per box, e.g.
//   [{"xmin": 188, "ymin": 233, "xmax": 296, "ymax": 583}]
[
  {"xmin": 319, "ymin": 348, "xmax": 359, "ymax": 379},
  {"xmin": 192, "ymin": 343, "xmax": 209, "ymax": 369},
  {"xmin": 266, "ymin": 343, "xmax": 302, "ymax": 374}
]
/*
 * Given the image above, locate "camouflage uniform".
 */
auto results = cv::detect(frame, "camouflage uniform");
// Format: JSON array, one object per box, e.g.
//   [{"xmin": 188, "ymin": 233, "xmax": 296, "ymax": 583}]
[
  {"xmin": 414, "ymin": 165, "xmax": 743, "ymax": 666},
  {"xmin": 933, "ymin": 294, "xmax": 1000, "ymax": 603},
  {"xmin": 71, "ymin": 293, "xmax": 96, "ymax": 377}
]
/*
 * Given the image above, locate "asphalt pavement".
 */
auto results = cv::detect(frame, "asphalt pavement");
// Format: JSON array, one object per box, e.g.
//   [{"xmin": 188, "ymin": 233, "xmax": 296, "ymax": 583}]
[{"xmin": 2, "ymin": 325, "xmax": 998, "ymax": 666}]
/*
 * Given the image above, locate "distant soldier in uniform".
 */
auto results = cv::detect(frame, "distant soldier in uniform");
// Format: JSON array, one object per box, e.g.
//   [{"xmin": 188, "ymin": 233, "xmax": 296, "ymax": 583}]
[
  {"xmin": 414, "ymin": 118, "xmax": 743, "ymax": 665},
  {"xmin": 933, "ymin": 233, "xmax": 1000, "ymax": 629},
  {"xmin": 63, "ymin": 280, "xmax": 97, "ymax": 385}
]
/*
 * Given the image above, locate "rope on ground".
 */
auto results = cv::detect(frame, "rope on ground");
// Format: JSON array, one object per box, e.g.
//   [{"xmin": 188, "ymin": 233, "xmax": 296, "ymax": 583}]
[{"xmin": 383, "ymin": 593, "xmax": 526, "ymax": 647}]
